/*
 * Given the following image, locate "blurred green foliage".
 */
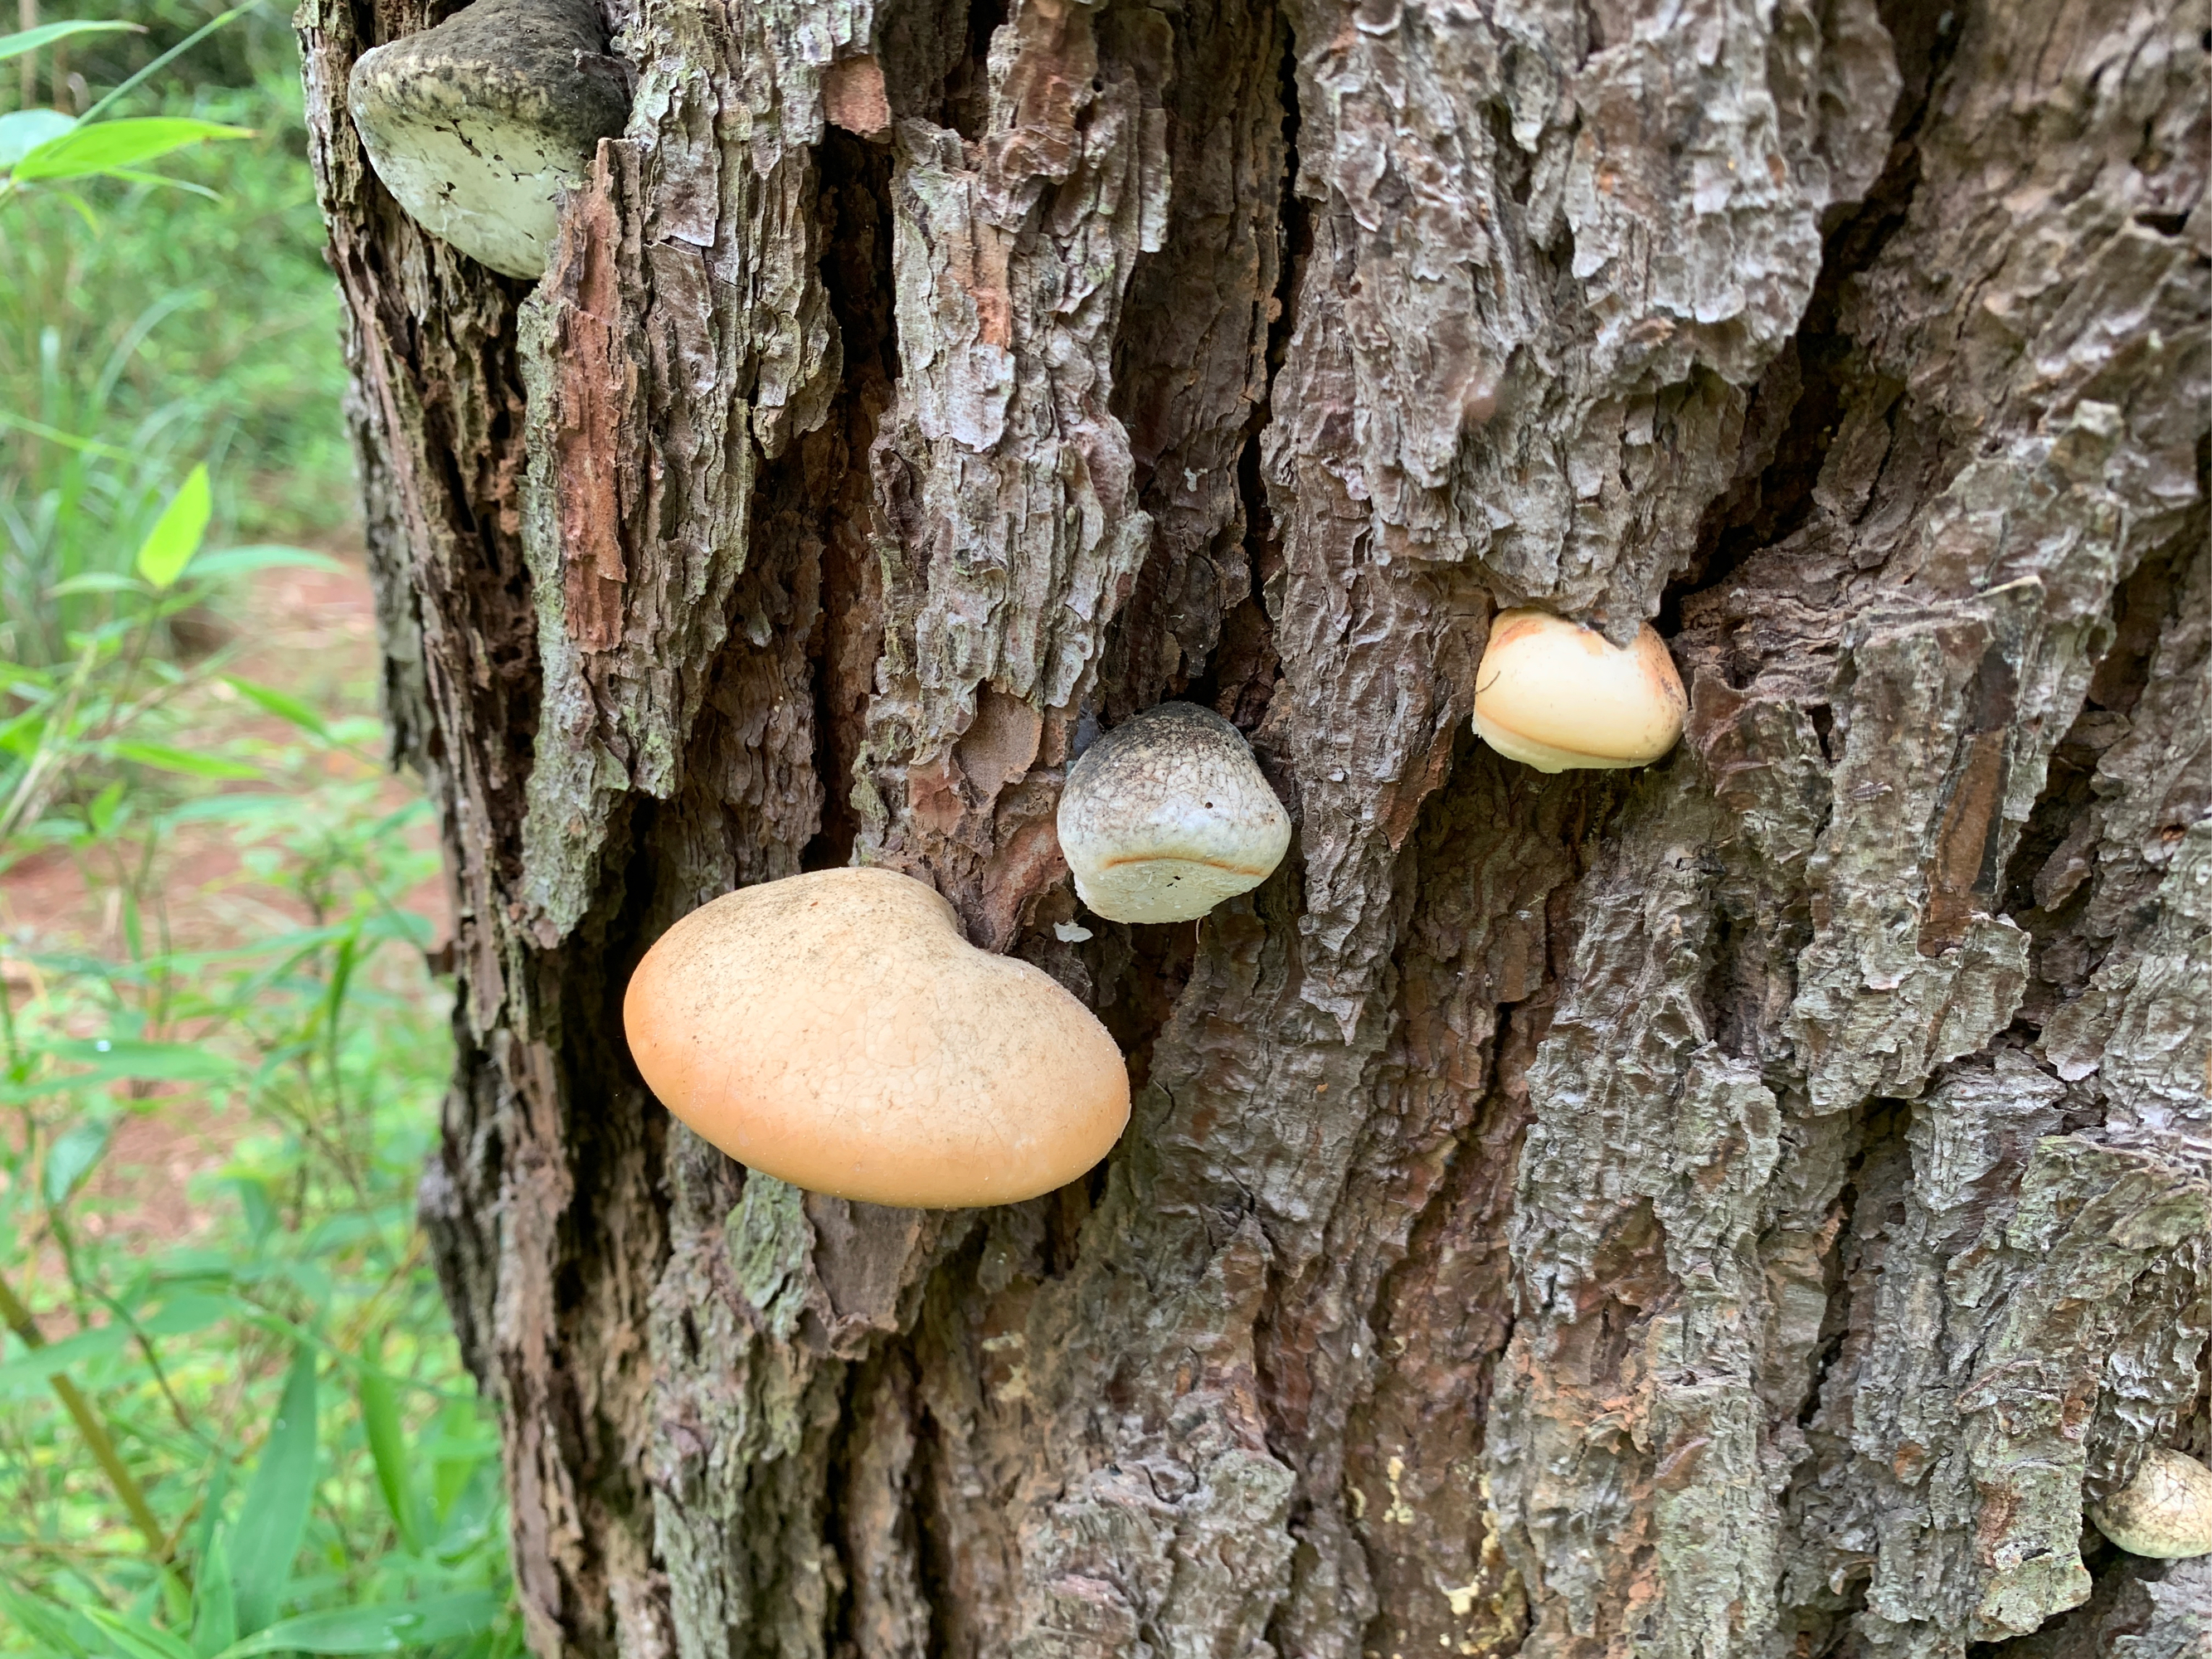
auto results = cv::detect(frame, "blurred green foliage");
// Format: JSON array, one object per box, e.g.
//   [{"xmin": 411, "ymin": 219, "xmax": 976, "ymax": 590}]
[
  {"xmin": 3, "ymin": 0, "xmax": 353, "ymax": 669},
  {"xmin": 2, "ymin": 7, "xmax": 518, "ymax": 1655}
]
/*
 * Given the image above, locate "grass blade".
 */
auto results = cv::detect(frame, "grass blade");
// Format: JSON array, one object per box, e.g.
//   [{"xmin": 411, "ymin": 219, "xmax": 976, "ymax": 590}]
[
  {"xmin": 192, "ymin": 1526, "xmax": 239, "ymax": 1658},
  {"xmin": 212, "ymin": 1590, "xmax": 505, "ymax": 1657},
  {"xmin": 228, "ymin": 1345, "xmax": 318, "ymax": 1635},
  {"xmin": 83, "ymin": 1610, "xmax": 197, "ymax": 1659},
  {"xmin": 357, "ymin": 1345, "xmax": 422, "ymax": 1553},
  {"xmin": 0, "ymin": 19, "xmax": 140, "ymax": 61}
]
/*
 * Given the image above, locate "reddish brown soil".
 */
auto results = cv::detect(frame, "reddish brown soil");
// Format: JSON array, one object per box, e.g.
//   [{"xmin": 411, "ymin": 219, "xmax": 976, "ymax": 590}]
[{"xmin": 2, "ymin": 550, "xmax": 450, "ymax": 1258}]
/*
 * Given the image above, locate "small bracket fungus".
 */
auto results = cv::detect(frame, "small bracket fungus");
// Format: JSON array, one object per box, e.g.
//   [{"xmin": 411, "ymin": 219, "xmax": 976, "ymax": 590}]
[
  {"xmin": 348, "ymin": 0, "xmax": 630, "ymax": 280},
  {"xmin": 2088, "ymin": 1447, "xmax": 2212, "ymax": 1559},
  {"xmin": 1057, "ymin": 702, "xmax": 1291, "ymax": 924},
  {"xmin": 1471, "ymin": 607, "xmax": 1687, "ymax": 773},
  {"xmin": 623, "ymin": 868, "xmax": 1129, "ymax": 1209}
]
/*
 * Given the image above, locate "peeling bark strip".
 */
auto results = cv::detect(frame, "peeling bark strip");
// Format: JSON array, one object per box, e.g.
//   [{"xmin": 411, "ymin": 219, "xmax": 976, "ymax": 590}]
[{"xmin": 302, "ymin": 0, "xmax": 2210, "ymax": 1651}]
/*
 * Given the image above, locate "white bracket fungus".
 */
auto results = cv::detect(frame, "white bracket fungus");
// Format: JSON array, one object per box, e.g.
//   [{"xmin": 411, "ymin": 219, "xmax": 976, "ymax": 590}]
[
  {"xmin": 1057, "ymin": 702, "xmax": 1291, "ymax": 925},
  {"xmin": 2089, "ymin": 1447, "xmax": 2212, "ymax": 1559},
  {"xmin": 1472, "ymin": 607, "xmax": 1688, "ymax": 773},
  {"xmin": 623, "ymin": 868, "xmax": 1129, "ymax": 1209},
  {"xmin": 348, "ymin": 0, "xmax": 630, "ymax": 280}
]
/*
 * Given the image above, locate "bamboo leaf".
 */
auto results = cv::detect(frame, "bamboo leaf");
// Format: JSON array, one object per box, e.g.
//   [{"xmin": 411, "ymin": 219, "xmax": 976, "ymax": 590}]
[
  {"xmin": 134, "ymin": 464, "xmax": 212, "ymax": 589},
  {"xmin": 107, "ymin": 740, "xmax": 261, "ymax": 780},
  {"xmin": 357, "ymin": 1349, "xmax": 422, "ymax": 1554},
  {"xmin": 187, "ymin": 545, "xmax": 346, "ymax": 580},
  {"xmin": 0, "ymin": 19, "xmax": 140, "ymax": 61},
  {"xmin": 229, "ymin": 1346, "xmax": 318, "ymax": 1636},
  {"xmin": 191, "ymin": 1527, "xmax": 238, "ymax": 1659},
  {"xmin": 43, "ymin": 1117, "xmax": 111, "ymax": 1204},
  {"xmin": 13, "ymin": 118, "xmax": 253, "ymax": 182},
  {"xmin": 82, "ymin": 1609, "xmax": 197, "ymax": 1659},
  {"xmin": 211, "ymin": 1590, "xmax": 505, "ymax": 1657},
  {"xmin": 223, "ymin": 677, "xmax": 329, "ymax": 740},
  {"xmin": 0, "ymin": 106, "xmax": 75, "ymax": 167}
]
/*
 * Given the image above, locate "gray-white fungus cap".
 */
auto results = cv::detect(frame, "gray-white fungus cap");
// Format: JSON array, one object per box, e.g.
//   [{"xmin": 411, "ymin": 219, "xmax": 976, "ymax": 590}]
[
  {"xmin": 2089, "ymin": 1447, "xmax": 2212, "ymax": 1559},
  {"xmin": 1057, "ymin": 702, "xmax": 1291, "ymax": 925},
  {"xmin": 348, "ymin": 0, "xmax": 630, "ymax": 280}
]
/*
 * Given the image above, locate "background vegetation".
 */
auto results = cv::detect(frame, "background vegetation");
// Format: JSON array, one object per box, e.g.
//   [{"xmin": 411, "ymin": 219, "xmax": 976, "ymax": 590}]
[{"xmin": 2, "ymin": 3, "xmax": 521, "ymax": 1653}]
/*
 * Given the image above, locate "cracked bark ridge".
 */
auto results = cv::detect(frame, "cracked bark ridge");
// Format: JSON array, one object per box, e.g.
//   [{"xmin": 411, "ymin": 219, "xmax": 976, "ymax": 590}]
[
  {"xmin": 300, "ymin": 0, "xmax": 2210, "ymax": 1652},
  {"xmin": 855, "ymin": 0, "xmax": 1172, "ymax": 942}
]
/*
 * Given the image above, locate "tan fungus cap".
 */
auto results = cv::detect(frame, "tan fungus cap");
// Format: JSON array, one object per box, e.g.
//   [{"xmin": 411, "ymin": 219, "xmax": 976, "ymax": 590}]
[
  {"xmin": 1472, "ymin": 607, "xmax": 1687, "ymax": 773},
  {"xmin": 624, "ymin": 868, "xmax": 1130, "ymax": 1209}
]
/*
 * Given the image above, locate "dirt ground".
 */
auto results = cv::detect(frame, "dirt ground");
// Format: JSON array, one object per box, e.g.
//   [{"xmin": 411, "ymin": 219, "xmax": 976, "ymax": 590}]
[{"xmin": 1, "ymin": 552, "xmax": 450, "ymax": 1255}]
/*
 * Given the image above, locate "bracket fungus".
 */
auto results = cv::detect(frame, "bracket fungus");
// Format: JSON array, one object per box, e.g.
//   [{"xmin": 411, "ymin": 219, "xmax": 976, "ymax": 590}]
[
  {"xmin": 1057, "ymin": 702, "xmax": 1291, "ymax": 925},
  {"xmin": 2088, "ymin": 1447, "xmax": 2212, "ymax": 1559},
  {"xmin": 348, "ymin": 0, "xmax": 630, "ymax": 280},
  {"xmin": 623, "ymin": 868, "xmax": 1129, "ymax": 1209},
  {"xmin": 1472, "ymin": 607, "xmax": 1687, "ymax": 773}
]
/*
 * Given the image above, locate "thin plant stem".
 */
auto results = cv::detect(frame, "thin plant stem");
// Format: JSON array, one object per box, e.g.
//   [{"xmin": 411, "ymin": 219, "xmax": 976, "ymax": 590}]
[
  {"xmin": 0, "ymin": 1272, "xmax": 174, "ymax": 1569},
  {"xmin": 75, "ymin": 3, "xmax": 257, "ymax": 125}
]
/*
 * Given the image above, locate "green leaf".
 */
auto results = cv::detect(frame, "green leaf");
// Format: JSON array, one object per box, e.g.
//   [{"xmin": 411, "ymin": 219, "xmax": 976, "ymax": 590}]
[
  {"xmin": 357, "ymin": 1346, "xmax": 422, "ymax": 1553},
  {"xmin": 229, "ymin": 1345, "xmax": 318, "ymax": 1636},
  {"xmin": 212, "ymin": 1591, "xmax": 504, "ymax": 1657},
  {"xmin": 88, "ymin": 779, "xmax": 129, "ymax": 835},
  {"xmin": 143, "ymin": 1292, "xmax": 234, "ymax": 1336},
  {"xmin": 0, "ymin": 1323, "xmax": 129, "ymax": 1399},
  {"xmin": 107, "ymin": 741, "xmax": 261, "ymax": 780},
  {"xmin": 429, "ymin": 1397, "xmax": 495, "ymax": 1525},
  {"xmin": 47, "ymin": 569, "xmax": 148, "ymax": 597},
  {"xmin": 36, "ymin": 1036, "xmax": 240, "ymax": 1082},
  {"xmin": 191, "ymin": 1526, "xmax": 238, "ymax": 1658},
  {"xmin": 0, "ymin": 106, "xmax": 75, "ymax": 168},
  {"xmin": 82, "ymin": 1610, "xmax": 197, "ymax": 1659},
  {"xmin": 0, "ymin": 1585, "xmax": 98, "ymax": 1657},
  {"xmin": 42, "ymin": 1117, "xmax": 110, "ymax": 1204},
  {"xmin": 0, "ymin": 1295, "xmax": 226, "ymax": 1397},
  {"xmin": 136, "ymin": 464, "xmax": 213, "ymax": 589},
  {"xmin": 12, "ymin": 117, "xmax": 253, "ymax": 182},
  {"xmin": 187, "ymin": 544, "xmax": 347, "ymax": 581},
  {"xmin": 223, "ymin": 678, "xmax": 328, "ymax": 740},
  {"xmin": 0, "ymin": 19, "xmax": 140, "ymax": 61}
]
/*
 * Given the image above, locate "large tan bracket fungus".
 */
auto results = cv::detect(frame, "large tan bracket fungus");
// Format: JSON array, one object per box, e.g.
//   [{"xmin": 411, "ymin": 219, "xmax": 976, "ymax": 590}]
[
  {"xmin": 348, "ymin": 0, "xmax": 629, "ymax": 280},
  {"xmin": 2088, "ymin": 1447, "xmax": 2212, "ymax": 1559},
  {"xmin": 1472, "ymin": 607, "xmax": 1688, "ymax": 773},
  {"xmin": 1057, "ymin": 702, "xmax": 1291, "ymax": 925},
  {"xmin": 623, "ymin": 868, "xmax": 1130, "ymax": 1209}
]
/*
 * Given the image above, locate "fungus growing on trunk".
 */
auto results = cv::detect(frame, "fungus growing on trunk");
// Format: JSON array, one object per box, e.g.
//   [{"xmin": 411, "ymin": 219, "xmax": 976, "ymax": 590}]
[
  {"xmin": 1057, "ymin": 701, "xmax": 1291, "ymax": 924},
  {"xmin": 623, "ymin": 868, "xmax": 1130, "ymax": 1209},
  {"xmin": 348, "ymin": 0, "xmax": 629, "ymax": 280},
  {"xmin": 1471, "ymin": 607, "xmax": 1687, "ymax": 773},
  {"xmin": 2089, "ymin": 1448, "xmax": 2212, "ymax": 1559}
]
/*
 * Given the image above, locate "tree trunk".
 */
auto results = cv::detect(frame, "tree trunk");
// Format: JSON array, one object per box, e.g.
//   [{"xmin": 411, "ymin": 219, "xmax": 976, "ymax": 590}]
[{"xmin": 295, "ymin": 0, "xmax": 2210, "ymax": 1648}]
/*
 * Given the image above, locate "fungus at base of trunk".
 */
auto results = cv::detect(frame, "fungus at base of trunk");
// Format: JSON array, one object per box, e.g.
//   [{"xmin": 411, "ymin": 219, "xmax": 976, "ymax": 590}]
[
  {"xmin": 347, "ymin": 0, "xmax": 630, "ymax": 281},
  {"xmin": 2090, "ymin": 1448, "xmax": 2212, "ymax": 1559},
  {"xmin": 1471, "ymin": 607, "xmax": 1689, "ymax": 773},
  {"xmin": 622, "ymin": 868, "xmax": 1130, "ymax": 1210},
  {"xmin": 1057, "ymin": 701, "xmax": 1292, "ymax": 925}
]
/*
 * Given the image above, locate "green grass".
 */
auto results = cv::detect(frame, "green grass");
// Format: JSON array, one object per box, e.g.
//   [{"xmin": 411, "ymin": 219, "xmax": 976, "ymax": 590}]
[
  {"xmin": 3, "ymin": 2, "xmax": 352, "ymax": 667},
  {"xmin": 2, "ymin": 6, "xmax": 518, "ymax": 1654}
]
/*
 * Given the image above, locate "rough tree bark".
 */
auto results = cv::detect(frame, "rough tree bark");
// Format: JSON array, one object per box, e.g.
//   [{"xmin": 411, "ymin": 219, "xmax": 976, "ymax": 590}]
[{"xmin": 296, "ymin": 0, "xmax": 2210, "ymax": 1649}]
